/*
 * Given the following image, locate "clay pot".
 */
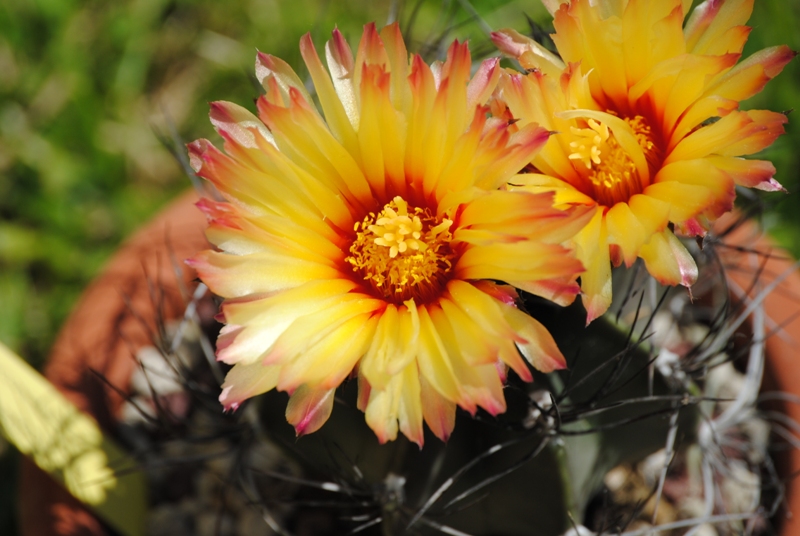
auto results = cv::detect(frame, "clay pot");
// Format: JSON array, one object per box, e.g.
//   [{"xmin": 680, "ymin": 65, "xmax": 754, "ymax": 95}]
[
  {"xmin": 714, "ymin": 212, "xmax": 800, "ymax": 534},
  {"xmin": 17, "ymin": 194, "xmax": 800, "ymax": 535},
  {"xmin": 18, "ymin": 190, "xmax": 208, "ymax": 536}
]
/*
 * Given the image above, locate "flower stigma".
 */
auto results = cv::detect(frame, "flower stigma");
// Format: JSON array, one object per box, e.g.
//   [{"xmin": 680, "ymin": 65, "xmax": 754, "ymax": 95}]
[
  {"xmin": 568, "ymin": 115, "xmax": 657, "ymax": 207},
  {"xmin": 346, "ymin": 196, "xmax": 456, "ymax": 303}
]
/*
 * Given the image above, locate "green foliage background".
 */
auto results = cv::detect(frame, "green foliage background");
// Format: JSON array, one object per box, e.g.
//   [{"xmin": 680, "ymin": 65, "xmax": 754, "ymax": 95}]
[{"xmin": 0, "ymin": 0, "xmax": 797, "ymax": 533}]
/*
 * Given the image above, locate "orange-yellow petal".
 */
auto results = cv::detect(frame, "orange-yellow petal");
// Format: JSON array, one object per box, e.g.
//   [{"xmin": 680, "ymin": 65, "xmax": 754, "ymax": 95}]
[
  {"xmin": 638, "ymin": 229, "xmax": 698, "ymax": 287},
  {"xmin": 285, "ymin": 385, "xmax": 336, "ymax": 437},
  {"xmin": 466, "ymin": 57, "xmax": 501, "ymax": 112},
  {"xmin": 573, "ymin": 207, "xmax": 612, "ymax": 324},
  {"xmin": 429, "ymin": 305, "xmax": 506, "ymax": 416},
  {"xmin": 684, "ymin": 0, "xmax": 754, "ymax": 55},
  {"xmin": 703, "ymin": 45, "xmax": 796, "ymax": 102},
  {"xmin": 187, "ymin": 250, "xmax": 341, "ymax": 299},
  {"xmin": 627, "ymin": 194, "xmax": 671, "ymax": 239},
  {"xmin": 209, "ymin": 100, "xmax": 275, "ymax": 151},
  {"xmin": 643, "ymin": 181, "xmax": 712, "ymax": 224},
  {"xmin": 419, "ymin": 373, "xmax": 456, "ymax": 443},
  {"xmin": 605, "ymin": 201, "xmax": 647, "ymax": 267},
  {"xmin": 256, "ymin": 50, "xmax": 315, "ymax": 109},
  {"xmin": 216, "ymin": 280, "xmax": 359, "ymax": 365},
  {"xmin": 457, "ymin": 240, "xmax": 584, "ymax": 284},
  {"xmin": 415, "ymin": 305, "xmax": 463, "ymax": 408},
  {"xmin": 491, "ymin": 28, "xmax": 565, "ymax": 77},
  {"xmin": 325, "ymin": 28, "xmax": 358, "ymax": 128},
  {"xmin": 365, "ymin": 361, "xmax": 424, "ymax": 446},
  {"xmin": 704, "ymin": 156, "xmax": 784, "ymax": 191},
  {"xmin": 219, "ymin": 361, "xmax": 281, "ymax": 411},
  {"xmin": 299, "ymin": 33, "xmax": 358, "ymax": 152},
  {"xmin": 379, "ymin": 23, "xmax": 411, "ymax": 113},
  {"xmin": 717, "ymin": 110, "xmax": 788, "ymax": 157},
  {"xmin": 266, "ymin": 296, "xmax": 383, "ymax": 374},
  {"xmin": 502, "ymin": 305, "xmax": 567, "ymax": 373},
  {"xmin": 277, "ymin": 312, "xmax": 378, "ymax": 391}
]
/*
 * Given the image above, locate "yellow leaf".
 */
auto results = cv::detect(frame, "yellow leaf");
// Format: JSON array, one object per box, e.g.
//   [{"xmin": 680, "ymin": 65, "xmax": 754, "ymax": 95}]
[{"xmin": 0, "ymin": 342, "xmax": 146, "ymax": 536}]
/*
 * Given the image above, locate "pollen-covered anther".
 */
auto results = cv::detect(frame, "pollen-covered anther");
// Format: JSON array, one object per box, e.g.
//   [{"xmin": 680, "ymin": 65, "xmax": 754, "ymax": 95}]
[
  {"xmin": 568, "ymin": 119, "xmax": 609, "ymax": 169},
  {"xmin": 368, "ymin": 196, "xmax": 425, "ymax": 258},
  {"xmin": 346, "ymin": 196, "xmax": 455, "ymax": 303},
  {"xmin": 568, "ymin": 115, "xmax": 656, "ymax": 206}
]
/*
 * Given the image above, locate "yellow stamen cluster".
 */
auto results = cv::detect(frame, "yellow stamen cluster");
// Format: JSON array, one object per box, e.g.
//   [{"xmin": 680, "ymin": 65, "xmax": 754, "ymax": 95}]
[
  {"xmin": 568, "ymin": 115, "xmax": 656, "ymax": 206},
  {"xmin": 346, "ymin": 196, "xmax": 455, "ymax": 303},
  {"xmin": 568, "ymin": 119, "xmax": 609, "ymax": 169},
  {"xmin": 627, "ymin": 116, "xmax": 655, "ymax": 158}
]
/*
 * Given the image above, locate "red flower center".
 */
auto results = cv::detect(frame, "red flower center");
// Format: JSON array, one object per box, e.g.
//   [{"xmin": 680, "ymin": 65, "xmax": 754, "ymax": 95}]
[{"xmin": 345, "ymin": 196, "xmax": 456, "ymax": 304}]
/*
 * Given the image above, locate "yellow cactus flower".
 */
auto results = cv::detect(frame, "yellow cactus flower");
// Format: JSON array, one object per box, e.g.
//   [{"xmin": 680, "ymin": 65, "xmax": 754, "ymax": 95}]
[
  {"xmin": 494, "ymin": 0, "xmax": 794, "ymax": 322},
  {"xmin": 187, "ymin": 23, "xmax": 592, "ymax": 445}
]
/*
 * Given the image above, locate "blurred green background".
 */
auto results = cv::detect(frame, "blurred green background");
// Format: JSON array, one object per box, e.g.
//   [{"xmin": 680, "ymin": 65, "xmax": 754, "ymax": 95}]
[{"xmin": 0, "ymin": 0, "xmax": 797, "ymax": 533}]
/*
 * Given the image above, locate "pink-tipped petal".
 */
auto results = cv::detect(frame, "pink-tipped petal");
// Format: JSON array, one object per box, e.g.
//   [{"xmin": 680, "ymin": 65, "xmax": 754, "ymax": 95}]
[
  {"xmin": 286, "ymin": 385, "xmax": 336, "ymax": 436},
  {"xmin": 491, "ymin": 28, "xmax": 566, "ymax": 76},
  {"xmin": 466, "ymin": 57, "xmax": 501, "ymax": 112},
  {"xmin": 218, "ymin": 361, "xmax": 281, "ymax": 411},
  {"xmin": 639, "ymin": 229, "xmax": 698, "ymax": 288},
  {"xmin": 255, "ymin": 50, "xmax": 314, "ymax": 107},
  {"xmin": 195, "ymin": 198, "xmax": 243, "ymax": 230},
  {"xmin": 209, "ymin": 101, "xmax": 274, "ymax": 149},
  {"xmin": 502, "ymin": 306, "xmax": 567, "ymax": 373},
  {"xmin": 419, "ymin": 373, "xmax": 456, "ymax": 443}
]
